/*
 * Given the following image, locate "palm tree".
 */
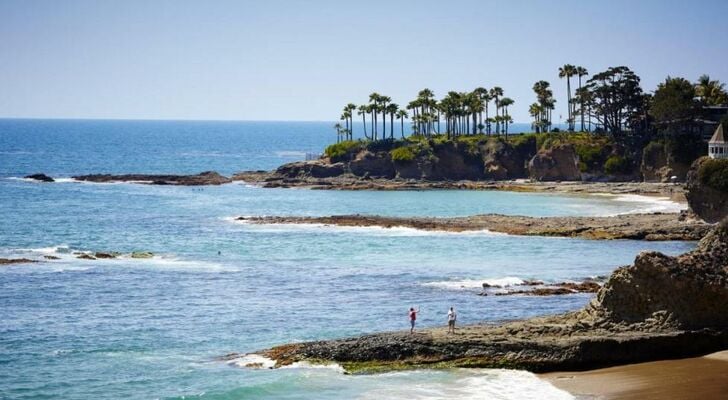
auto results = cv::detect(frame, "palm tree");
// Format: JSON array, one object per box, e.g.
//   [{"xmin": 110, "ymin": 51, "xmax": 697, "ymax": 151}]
[
  {"xmin": 386, "ymin": 103, "xmax": 399, "ymax": 140},
  {"xmin": 558, "ymin": 64, "xmax": 577, "ymax": 131},
  {"xmin": 379, "ymin": 95, "xmax": 391, "ymax": 138},
  {"xmin": 368, "ymin": 93, "xmax": 381, "ymax": 140},
  {"xmin": 333, "ymin": 123, "xmax": 343, "ymax": 143},
  {"xmin": 533, "ymin": 80, "xmax": 555, "ymax": 132},
  {"xmin": 340, "ymin": 114, "xmax": 348, "ymax": 141},
  {"xmin": 499, "ymin": 97, "xmax": 514, "ymax": 138},
  {"xmin": 489, "ymin": 87, "xmax": 503, "ymax": 134},
  {"xmin": 396, "ymin": 109, "xmax": 408, "ymax": 138},
  {"xmin": 483, "ymin": 92, "xmax": 493, "ymax": 135},
  {"xmin": 529, "ymin": 103, "xmax": 543, "ymax": 132},
  {"xmin": 472, "ymin": 87, "xmax": 489, "ymax": 134},
  {"xmin": 575, "ymin": 67, "xmax": 588, "ymax": 131},
  {"xmin": 695, "ymin": 74, "xmax": 728, "ymax": 106},
  {"xmin": 358, "ymin": 105, "xmax": 370, "ymax": 140}
]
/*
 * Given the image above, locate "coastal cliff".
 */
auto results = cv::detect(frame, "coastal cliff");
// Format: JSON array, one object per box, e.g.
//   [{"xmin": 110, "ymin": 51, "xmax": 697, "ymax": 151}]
[
  {"xmin": 262, "ymin": 134, "xmax": 642, "ymax": 185},
  {"xmin": 239, "ymin": 220, "xmax": 728, "ymax": 373},
  {"xmin": 686, "ymin": 157, "xmax": 728, "ymax": 223}
]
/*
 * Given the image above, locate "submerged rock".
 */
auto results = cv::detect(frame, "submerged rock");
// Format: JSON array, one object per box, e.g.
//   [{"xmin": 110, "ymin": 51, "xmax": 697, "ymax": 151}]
[
  {"xmin": 94, "ymin": 252, "xmax": 120, "ymax": 259},
  {"xmin": 76, "ymin": 254, "xmax": 96, "ymax": 260},
  {"xmin": 131, "ymin": 251, "xmax": 154, "ymax": 259},
  {"xmin": 0, "ymin": 258, "xmax": 38, "ymax": 265},
  {"xmin": 24, "ymin": 173, "xmax": 55, "ymax": 182}
]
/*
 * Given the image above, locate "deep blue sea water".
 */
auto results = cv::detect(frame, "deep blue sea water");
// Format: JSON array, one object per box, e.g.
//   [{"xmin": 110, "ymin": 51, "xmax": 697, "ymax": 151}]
[{"xmin": 0, "ymin": 120, "xmax": 693, "ymax": 399}]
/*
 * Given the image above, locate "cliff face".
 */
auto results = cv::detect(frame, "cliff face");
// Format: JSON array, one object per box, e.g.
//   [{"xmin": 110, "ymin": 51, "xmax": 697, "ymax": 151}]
[
  {"xmin": 685, "ymin": 157, "xmax": 728, "ymax": 223},
  {"xmin": 528, "ymin": 145, "xmax": 581, "ymax": 181},
  {"xmin": 582, "ymin": 220, "xmax": 728, "ymax": 329},
  {"xmin": 641, "ymin": 142, "xmax": 691, "ymax": 182},
  {"xmin": 276, "ymin": 137, "xmax": 589, "ymax": 182}
]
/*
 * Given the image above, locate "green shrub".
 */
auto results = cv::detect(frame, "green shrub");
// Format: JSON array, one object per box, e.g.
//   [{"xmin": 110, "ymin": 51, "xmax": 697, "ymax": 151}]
[
  {"xmin": 604, "ymin": 155, "xmax": 631, "ymax": 175},
  {"xmin": 576, "ymin": 145, "xmax": 604, "ymax": 172},
  {"xmin": 325, "ymin": 140, "xmax": 361, "ymax": 160},
  {"xmin": 698, "ymin": 158, "xmax": 728, "ymax": 192},
  {"xmin": 390, "ymin": 146, "xmax": 417, "ymax": 162}
]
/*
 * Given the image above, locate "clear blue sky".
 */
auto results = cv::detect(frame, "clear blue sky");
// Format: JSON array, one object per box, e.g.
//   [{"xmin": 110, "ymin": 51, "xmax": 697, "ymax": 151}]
[{"xmin": 1, "ymin": 0, "xmax": 727, "ymax": 122}]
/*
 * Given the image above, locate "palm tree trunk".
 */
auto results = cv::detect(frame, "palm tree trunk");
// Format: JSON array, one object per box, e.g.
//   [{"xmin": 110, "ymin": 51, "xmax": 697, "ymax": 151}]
[
  {"xmin": 390, "ymin": 113, "xmax": 394, "ymax": 140},
  {"xmin": 362, "ymin": 113, "xmax": 369, "ymax": 140}
]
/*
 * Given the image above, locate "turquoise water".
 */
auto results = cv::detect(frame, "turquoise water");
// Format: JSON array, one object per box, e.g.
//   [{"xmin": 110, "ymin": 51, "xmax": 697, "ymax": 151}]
[{"xmin": 0, "ymin": 120, "xmax": 693, "ymax": 399}]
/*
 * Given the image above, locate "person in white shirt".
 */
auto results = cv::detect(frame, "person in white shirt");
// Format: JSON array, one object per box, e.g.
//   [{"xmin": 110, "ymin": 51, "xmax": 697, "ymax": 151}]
[{"xmin": 447, "ymin": 307, "xmax": 457, "ymax": 334}]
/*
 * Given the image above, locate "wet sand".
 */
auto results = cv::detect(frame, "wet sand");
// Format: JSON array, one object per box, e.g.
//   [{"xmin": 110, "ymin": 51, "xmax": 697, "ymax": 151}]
[{"xmin": 542, "ymin": 350, "xmax": 728, "ymax": 399}]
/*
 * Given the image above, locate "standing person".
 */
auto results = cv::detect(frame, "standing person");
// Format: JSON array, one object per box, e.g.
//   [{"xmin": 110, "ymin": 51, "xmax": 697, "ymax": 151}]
[
  {"xmin": 408, "ymin": 307, "xmax": 420, "ymax": 333},
  {"xmin": 447, "ymin": 307, "xmax": 457, "ymax": 334}
]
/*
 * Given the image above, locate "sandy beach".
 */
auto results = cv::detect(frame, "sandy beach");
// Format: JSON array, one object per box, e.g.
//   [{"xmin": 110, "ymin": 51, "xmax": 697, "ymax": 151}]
[{"xmin": 542, "ymin": 350, "xmax": 728, "ymax": 399}]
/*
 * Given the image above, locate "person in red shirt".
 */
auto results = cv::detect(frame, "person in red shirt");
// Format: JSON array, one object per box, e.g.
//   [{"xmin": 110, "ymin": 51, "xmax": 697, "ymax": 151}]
[{"xmin": 409, "ymin": 307, "xmax": 420, "ymax": 333}]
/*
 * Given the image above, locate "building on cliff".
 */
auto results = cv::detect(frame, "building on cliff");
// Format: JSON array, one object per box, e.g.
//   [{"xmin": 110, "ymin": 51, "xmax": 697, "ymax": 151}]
[{"xmin": 708, "ymin": 124, "xmax": 727, "ymax": 159}]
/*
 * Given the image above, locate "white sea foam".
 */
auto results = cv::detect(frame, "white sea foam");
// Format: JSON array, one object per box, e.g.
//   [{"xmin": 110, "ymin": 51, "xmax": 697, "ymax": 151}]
[
  {"xmin": 357, "ymin": 369, "xmax": 574, "ymax": 400},
  {"xmin": 593, "ymin": 193, "xmax": 686, "ymax": 215},
  {"xmin": 281, "ymin": 361, "xmax": 345, "ymax": 373},
  {"xmin": 275, "ymin": 150, "xmax": 307, "ymax": 157},
  {"xmin": 421, "ymin": 277, "xmax": 525, "ymax": 290},
  {"xmin": 230, "ymin": 354, "xmax": 276, "ymax": 369},
  {"xmin": 1, "ymin": 245, "xmax": 230, "ymax": 272},
  {"xmin": 231, "ymin": 218, "xmax": 510, "ymax": 237}
]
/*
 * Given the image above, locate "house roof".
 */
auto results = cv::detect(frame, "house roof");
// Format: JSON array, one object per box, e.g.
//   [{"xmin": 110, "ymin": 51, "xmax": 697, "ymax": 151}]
[{"xmin": 710, "ymin": 124, "xmax": 725, "ymax": 144}]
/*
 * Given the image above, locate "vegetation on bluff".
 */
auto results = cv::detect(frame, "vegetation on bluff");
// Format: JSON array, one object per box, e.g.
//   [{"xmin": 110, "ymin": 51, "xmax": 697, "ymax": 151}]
[
  {"xmin": 328, "ymin": 65, "xmax": 727, "ymax": 181},
  {"xmin": 698, "ymin": 158, "xmax": 728, "ymax": 192}
]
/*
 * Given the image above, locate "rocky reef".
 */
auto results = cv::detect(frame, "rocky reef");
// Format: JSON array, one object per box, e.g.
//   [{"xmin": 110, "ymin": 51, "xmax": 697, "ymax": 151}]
[
  {"xmin": 686, "ymin": 157, "xmax": 728, "ymax": 223},
  {"xmin": 72, "ymin": 171, "xmax": 231, "ymax": 185},
  {"xmin": 0, "ymin": 258, "xmax": 38, "ymax": 265},
  {"xmin": 24, "ymin": 173, "xmax": 55, "ymax": 182},
  {"xmin": 237, "ymin": 212, "xmax": 709, "ymax": 241},
  {"xmin": 236, "ymin": 220, "xmax": 728, "ymax": 373}
]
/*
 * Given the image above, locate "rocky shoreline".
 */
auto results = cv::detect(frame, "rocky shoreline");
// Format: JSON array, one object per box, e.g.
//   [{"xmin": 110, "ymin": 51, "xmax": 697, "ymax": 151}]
[
  {"xmin": 234, "ymin": 169, "xmax": 686, "ymax": 196},
  {"xmin": 230, "ymin": 220, "xmax": 728, "ymax": 373},
  {"xmin": 236, "ymin": 212, "xmax": 710, "ymax": 241}
]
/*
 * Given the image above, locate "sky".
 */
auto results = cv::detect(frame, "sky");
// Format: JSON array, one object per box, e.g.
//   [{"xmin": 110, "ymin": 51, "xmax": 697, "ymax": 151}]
[{"xmin": 1, "ymin": 0, "xmax": 728, "ymax": 122}]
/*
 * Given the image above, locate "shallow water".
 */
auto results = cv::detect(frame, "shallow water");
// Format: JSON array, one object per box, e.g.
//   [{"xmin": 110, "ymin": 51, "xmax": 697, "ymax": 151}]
[{"xmin": 0, "ymin": 120, "xmax": 694, "ymax": 399}]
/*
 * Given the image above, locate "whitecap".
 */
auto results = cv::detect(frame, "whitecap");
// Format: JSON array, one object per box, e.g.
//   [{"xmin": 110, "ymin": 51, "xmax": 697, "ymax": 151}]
[
  {"xmin": 230, "ymin": 219, "xmax": 510, "ymax": 237},
  {"xmin": 275, "ymin": 150, "xmax": 307, "ymax": 157},
  {"xmin": 229, "ymin": 354, "xmax": 276, "ymax": 369},
  {"xmin": 421, "ymin": 277, "xmax": 525, "ymax": 290}
]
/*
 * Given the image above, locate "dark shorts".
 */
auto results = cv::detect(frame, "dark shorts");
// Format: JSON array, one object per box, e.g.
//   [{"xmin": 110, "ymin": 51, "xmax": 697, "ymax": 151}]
[
  {"xmin": 410, "ymin": 320, "xmax": 415, "ymax": 327},
  {"xmin": 448, "ymin": 320, "xmax": 455, "ymax": 326}
]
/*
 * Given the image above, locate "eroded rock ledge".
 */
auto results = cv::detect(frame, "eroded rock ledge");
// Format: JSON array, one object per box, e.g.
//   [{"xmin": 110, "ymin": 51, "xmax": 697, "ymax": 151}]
[
  {"xmin": 72, "ymin": 171, "xmax": 231, "ymax": 185},
  {"xmin": 234, "ymin": 169, "xmax": 686, "ymax": 196},
  {"xmin": 236, "ymin": 212, "xmax": 710, "ymax": 241},
  {"xmin": 234, "ymin": 221, "xmax": 728, "ymax": 373}
]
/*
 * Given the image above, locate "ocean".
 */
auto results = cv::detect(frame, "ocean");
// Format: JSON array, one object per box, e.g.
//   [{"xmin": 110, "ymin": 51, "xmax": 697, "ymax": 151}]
[{"xmin": 0, "ymin": 119, "xmax": 693, "ymax": 399}]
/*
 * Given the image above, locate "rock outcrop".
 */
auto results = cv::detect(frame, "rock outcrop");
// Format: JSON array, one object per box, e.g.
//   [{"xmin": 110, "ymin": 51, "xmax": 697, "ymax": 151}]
[
  {"xmin": 686, "ymin": 157, "xmax": 728, "ymax": 223},
  {"xmin": 528, "ymin": 145, "xmax": 581, "ymax": 182},
  {"xmin": 72, "ymin": 171, "xmax": 231, "ymax": 185},
  {"xmin": 24, "ymin": 173, "xmax": 55, "ymax": 182},
  {"xmin": 238, "ymin": 220, "xmax": 728, "ymax": 373},
  {"xmin": 0, "ymin": 258, "xmax": 38, "ymax": 265},
  {"xmin": 236, "ymin": 212, "xmax": 710, "ymax": 241}
]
